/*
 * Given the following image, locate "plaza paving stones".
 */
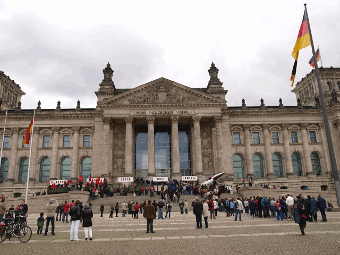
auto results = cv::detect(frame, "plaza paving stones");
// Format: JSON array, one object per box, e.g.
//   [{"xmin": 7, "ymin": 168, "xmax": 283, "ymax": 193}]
[{"xmin": 1, "ymin": 211, "xmax": 340, "ymax": 254}]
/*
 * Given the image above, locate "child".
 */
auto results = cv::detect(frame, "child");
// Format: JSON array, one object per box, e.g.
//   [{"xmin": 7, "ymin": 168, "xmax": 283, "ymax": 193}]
[{"xmin": 37, "ymin": 212, "xmax": 45, "ymax": 234}]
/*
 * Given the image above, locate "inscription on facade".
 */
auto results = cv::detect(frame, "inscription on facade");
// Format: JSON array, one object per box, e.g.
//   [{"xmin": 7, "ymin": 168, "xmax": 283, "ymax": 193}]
[{"xmin": 135, "ymin": 110, "xmax": 192, "ymax": 115}]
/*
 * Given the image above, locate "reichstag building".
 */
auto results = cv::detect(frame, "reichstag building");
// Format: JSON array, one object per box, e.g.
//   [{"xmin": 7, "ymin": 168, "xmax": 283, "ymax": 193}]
[{"xmin": 0, "ymin": 63, "xmax": 340, "ymax": 196}]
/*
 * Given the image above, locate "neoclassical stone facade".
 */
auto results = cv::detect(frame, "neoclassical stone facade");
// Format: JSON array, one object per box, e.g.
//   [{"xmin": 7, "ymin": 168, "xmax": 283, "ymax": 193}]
[{"xmin": 1, "ymin": 63, "xmax": 340, "ymax": 197}]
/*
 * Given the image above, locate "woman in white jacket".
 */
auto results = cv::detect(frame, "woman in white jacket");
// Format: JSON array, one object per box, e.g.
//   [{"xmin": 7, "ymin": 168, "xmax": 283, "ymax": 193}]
[{"xmin": 203, "ymin": 199, "xmax": 209, "ymax": 228}]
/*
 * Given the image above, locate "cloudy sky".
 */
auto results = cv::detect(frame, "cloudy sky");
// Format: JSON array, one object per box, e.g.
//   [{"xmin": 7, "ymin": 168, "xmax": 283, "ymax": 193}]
[{"xmin": 1, "ymin": 0, "xmax": 339, "ymax": 109}]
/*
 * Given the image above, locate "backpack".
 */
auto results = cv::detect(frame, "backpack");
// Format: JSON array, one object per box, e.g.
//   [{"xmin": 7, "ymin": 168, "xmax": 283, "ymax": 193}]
[
  {"xmin": 235, "ymin": 201, "xmax": 239, "ymax": 209},
  {"xmin": 264, "ymin": 200, "xmax": 268, "ymax": 206}
]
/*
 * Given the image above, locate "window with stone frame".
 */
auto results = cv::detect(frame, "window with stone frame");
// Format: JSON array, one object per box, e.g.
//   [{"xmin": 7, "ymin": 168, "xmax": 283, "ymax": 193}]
[
  {"xmin": 2, "ymin": 136, "xmax": 10, "ymax": 148},
  {"xmin": 291, "ymin": 131, "xmax": 298, "ymax": 143},
  {"xmin": 83, "ymin": 135, "xmax": 91, "ymax": 147},
  {"xmin": 43, "ymin": 135, "xmax": 50, "ymax": 147},
  {"xmin": 233, "ymin": 132, "xmax": 241, "ymax": 144},
  {"xmin": 63, "ymin": 135, "xmax": 70, "ymax": 147},
  {"xmin": 309, "ymin": 131, "xmax": 317, "ymax": 143},
  {"xmin": 253, "ymin": 132, "xmax": 260, "ymax": 144},
  {"xmin": 272, "ymin": 132, "xmax": 279, "ymax": 144}
]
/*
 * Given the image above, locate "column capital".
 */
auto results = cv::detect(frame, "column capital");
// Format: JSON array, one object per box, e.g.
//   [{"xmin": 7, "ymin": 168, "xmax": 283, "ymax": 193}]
[
  {"xmin": 146, "ymin": 116, "xmax": 155, "ymax": 124},
  {"xmin": 12, "ymin": 127, "xmax": 19, "ymax": 133},
  {"xmin": 103, "ymin": 117, "xmax": 111, "ymax": 124},
  {"xmin": 72, "ymin": 126, "xmax": 80, "ymax": 132},
  {"xmin": 192, "ymin": 115, "xmax": 201, "ymax": 123},
  {"xmin": 213, "ymin": 115, "xmax": 222, "ymax": 123},
  {"xmin": 243, "ymin": 124, "xmax": 251, "ymax": 130},
  {"xmin": 124, "ymin": 116, "xmax": 133, "ymax": 124},
  {"xmin": 52, "ymin": 127, "xmax": 60, "ymax": 133},
  {"xmin": 170, "ymin": 115, "xmax": 179, "ymax": 124},
  {"xmin": 300, "ymin": 123, "xmax": 308, "ymax": 130},
  {"xmin": 281, "ymin": 123, "xmax": 289, "ymax": 130},
  {"xmin": 262, "ymin": 123, "xmax": 270, "ymax": 130}
]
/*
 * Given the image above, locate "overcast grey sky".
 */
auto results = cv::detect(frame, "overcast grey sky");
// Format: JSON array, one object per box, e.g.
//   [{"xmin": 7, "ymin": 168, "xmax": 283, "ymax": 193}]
[{"xmin": 1, "ymin": 0, "xmax": 339, "ymax": 109}]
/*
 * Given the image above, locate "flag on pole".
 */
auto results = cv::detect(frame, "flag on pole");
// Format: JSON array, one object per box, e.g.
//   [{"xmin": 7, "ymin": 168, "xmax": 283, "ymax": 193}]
[
  {"xmin": 22, "ymin": 118, "xmax": 34, "ymax": 146},
  {"xmin": 309, "ymin": 48, "xmax": 320, "ymax": 68},
  {"xmin": 290, "ymin": 10, "xmax": 311, "ymax": 87}
]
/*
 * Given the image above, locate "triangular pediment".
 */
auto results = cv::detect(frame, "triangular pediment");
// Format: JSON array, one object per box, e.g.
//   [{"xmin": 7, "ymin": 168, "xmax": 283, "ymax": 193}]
[{"xmin": 99, "ymin": 77, "xmax": 226, "ymax": 107}]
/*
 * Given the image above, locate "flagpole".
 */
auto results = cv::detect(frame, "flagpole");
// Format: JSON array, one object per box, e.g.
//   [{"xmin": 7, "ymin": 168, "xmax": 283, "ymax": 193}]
[
  {"xmin": 25, "ymin": 110, "xmax": 36, "ymax": 203},
  {"xmin": 318, "ymin": 45, "xmax": 323, "ymax": 67},
  {"xmin": 305, "ymin": 4, "xmax": 340, "ymax": 207},
  {"xmin": 0, "ymin": 110, "xmax": 8, "ymax": 182}
]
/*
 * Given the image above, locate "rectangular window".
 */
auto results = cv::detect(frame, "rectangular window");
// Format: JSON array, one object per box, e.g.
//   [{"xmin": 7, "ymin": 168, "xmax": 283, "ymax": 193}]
[
  {"xmin": 233, "ymin": 133, "xmax": 240, "ymax": 144},
  {"xmin": 83, "ymin": 135, "xmax": 91, "ymax": 147},
  {"xmin": 309, "ymin": 131, "xmax": 317, "ymax": 143},
  {"xmin": 291, "ymin": 132, "xmax": 298, "ymax": 143},
  {"xmin": 3, "ymin": 136, "xmax": 10, "ymax": 148},
  {"xmin": 272, "ymin": 132, "xmax": 279, "ymax": 144},
  {"xmin": 43, "ymin": 135, "xmax": 50, "ymax": 147},
  {"xmin": 253, "ymin": 132, "xmax": 260, "ymax": 144},
  {"xmin": 63, "ymin": 135, "xmax": 70, "ymax": 147}
]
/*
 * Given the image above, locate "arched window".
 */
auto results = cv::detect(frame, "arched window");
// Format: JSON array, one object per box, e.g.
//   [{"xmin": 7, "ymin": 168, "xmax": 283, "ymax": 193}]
[
  {"xmin": 253, "ymin": 153, "xmax": 264, "ymax": 178},
  {"xmin": 272, "ymin": 153, "xmax": 283, "ymax": 177},
  {"xmin": 311, "ymin": 152, "xmax": 322, "ymax": 176},
  {"xmin": 0, "ymin": 158, "xmax": 9, "ymax": 183},
  {"xmin": 292, "ymin": 152, "xmax": 303, "ymax": 176},
  {"xmin": 18, "ymin": 158, "xmax": 29, "ymax": 182},
  {"xmin": 39, "ymin": 157, "xmax": 51, "ymax": 183},
  {"xmin": 327, "ymin": 81, "xmax": 332, "ymax": 90},
  {"xmin": 60, "ymin": 157, "xmax": 72, "ymax": 180},
  {"xmin": 81, "ymin": 157, "xmax": 92, "ymax": 180},
  {"xmin": 233, "ymin": 154, "xmax": 244, "ymax": 179},
  {"xmin": 337, "ymin": 81, "xmax": 340, "ymax": 91}
]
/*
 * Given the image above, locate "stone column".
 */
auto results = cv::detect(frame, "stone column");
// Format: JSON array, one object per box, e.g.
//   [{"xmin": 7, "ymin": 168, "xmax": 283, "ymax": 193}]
[
  {"xmin": 262, "ymin": 124, "xmax": 275, "ymax": 179},
  {"xmin": 146, "ymin": 117, "xmax": 155, "ymax": 177},
  {"xmin": 301, "ymin": 123, "xmax": 314, "ymax": 177},
  {"xmin": 50, "ymin": 127, "xmax": 59, "ymax": 180},
  {"xmin": 71, "ymin": 126, "xmax": 80, "ymax": 181},
  {"xmin": 7, "ymin": 127, "xmax": 19, "ymax": 182},
  {"xmin": 171, "ymin": 115, "xmax": 181, "ymax": 180},
  {"xmin": 222, "ymin": 122, "xmax": 234, "ymax": 179},
  {"xmin": 214, "ymin": 115, "xmax": 223, "ymax": 175},
  {"xmin": 244, "ymin": 124, "xmax": 254, "ymax": 177},
  {"xmin": 102, "ymin": 117, "xmax": 111, "ymax": 178},
  {"xmin": 192, "ymin": 115, "xmax": 202, "ymax": 177},
  {"xmin": 29, "ymin": 127, "xmax": 40, "ymax": 182},
  {"xmin": 282, "ymin": 124, "xmax": 295, "ymax": 178},
  {"xmin": 124, "ymin": 116, "xmax": 133, "ymax": 176}
]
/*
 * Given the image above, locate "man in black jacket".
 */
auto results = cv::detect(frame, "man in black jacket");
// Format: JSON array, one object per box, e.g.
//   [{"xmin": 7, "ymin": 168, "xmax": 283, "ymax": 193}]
[
  {"xmin": 193, "ymin": 197, "xmax": 203, "ymax": 229},
  {"xmin": 69, "ymin": 200, "xmax": 81, "ymax": 241}
]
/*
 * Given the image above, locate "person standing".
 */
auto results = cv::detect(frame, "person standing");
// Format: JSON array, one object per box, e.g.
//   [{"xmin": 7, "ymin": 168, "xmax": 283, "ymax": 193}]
[
  {"xmin": 21, "ymin": 200, "xmax": 28, "ymax": 216},
  {"xmin": 317, "ymin": 194, "xmax": 327, "ymax": 222},
  {"xmin": 202, "ymin": 199, "xmax": 209, "ymax": 228},
  {"xmin": 122, "ymin": 202, "xmax": 127, "ymax": 217},
  {"xmin": 82, "ymin": 203, "xmax": 93, "ymax": 241},
  {"xmin": 0, "ymin": 197, "xmax": 6, "ymax": 223},
  {"xmin": 193, "ymin": 197, "xmax": 203, "ymax": 229},
  {"xmin": 100, "ymin": 204, "xmax": 104, "ymax": 217},
  {"xmin": 115, "ymin": 202, "xmax": 119, "ymax": 217},
  {"xmin": 109, "ymin": 204, "xmax": 114, "ymax": 218},
  {"xmin": 234, "ymin": 198, "xmax": 244, "ymax": 221},
  {"xmin": 63, "ymin": 201, "xmax": 70, "ymax": 223},
  {"xmin": 134, "ymin": 202, "xmax": 140, "ymax": 219},
  {"xmin": 179, "ymin": 200, "xmax": 184, "ymax": 214},
  {"xmin": 45, "ymin": 199, "xmax": 59, "ymax": 236},
  {"xmin": 295, "ymin": 195, "xmax": 308, "ymax": 235},
  {"xmin": 69, "ymin": 200, "xmax": 82, "ymax": 241},
  {"xmin": 157, "ymin": 200, "xmax": 164, "ymax": 219},
  {"xmin": 37, "ymin": 212, "xmax": 45, "ymax": 234},
  {"xmin": 286, "ymin": 194, "xmax": 294, "ymax": 220},
  {"xmin": 165, "ymin": 201, "xmax": 172, "ymax": 218},
  {"xmin": 184, "ymin": 200, "xmax": 188, "ymax": 214},
  {"xmin": 143, "ymin": 200, "xmax": 156, "ymax": 233},
  {"xmin": 309, "ymin": 196, "xmax": 318, "ymax": 222}
]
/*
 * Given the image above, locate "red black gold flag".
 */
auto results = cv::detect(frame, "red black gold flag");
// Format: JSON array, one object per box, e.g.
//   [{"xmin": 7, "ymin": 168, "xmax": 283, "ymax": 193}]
[
  {"xmin": 309, "ymin": 48, "xmax": 320, "ymax": 68},
  {"xmin": 22, "ymin": 118, "xmax": 34, "ymax": 146}
]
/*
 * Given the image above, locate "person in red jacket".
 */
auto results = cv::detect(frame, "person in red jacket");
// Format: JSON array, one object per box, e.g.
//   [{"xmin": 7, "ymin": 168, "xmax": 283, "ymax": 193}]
[
  {"xmin": 63, "ymin": 201, "xmax": 70, "ymax": 223},
  {"xmin": 70, "ymin": 200, "xmax": 75, "ymax": 208},
  {"xmin": 134, "ymin": 202, "xmax": 140, "ymax": 219},
  {"xmin": 208, "ymin": 199, "xmax": 215, "ymax": 219}
]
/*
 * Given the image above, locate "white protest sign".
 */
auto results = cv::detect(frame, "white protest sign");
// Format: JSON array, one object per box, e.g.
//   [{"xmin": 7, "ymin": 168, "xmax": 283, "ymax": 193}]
[
  {"xmin": 153, "ymin": 177, "xmax": 169, "ymax": 182},
  {"xmin": 49, "ymin": 180, "xmax": 67, "ymax": 185},
  {"xmin": 182, "ymin": 176, "xmax": 197, "ymax": 181},
  {"xmin": 117, "ymin": 177, "xmax": 134, "ymax": 183},
  {"xmin": 86, "ymin": 178, "xmax": 104, "ymax": 183}
]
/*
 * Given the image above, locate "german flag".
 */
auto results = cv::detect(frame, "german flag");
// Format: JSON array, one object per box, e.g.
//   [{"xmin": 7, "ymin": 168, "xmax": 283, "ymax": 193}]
[
  {"xmin": 292, "ymin": 10, "xmax": 311, "ymax": 60},
  {"xmin": 290, "ymin": 55, "xmax": 298, "ymax": 87},
  {"xmin": 22, "ymin": 118, "xmax": 34, "ymax": 146},
  {"xmin": 309, "ymin": 48, "xmax": 320, "ymax": 68}
]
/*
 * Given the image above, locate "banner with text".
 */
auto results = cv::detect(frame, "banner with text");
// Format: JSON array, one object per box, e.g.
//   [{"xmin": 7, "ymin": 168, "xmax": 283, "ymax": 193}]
[
  {"xmin": 117, "ymin": 177, "xmax": 134, "ymax": 183},
  {"xmin": 49, "ymin": 180, "xmax": 67, "ymax": 185},
  {"xmin": 153, "ymin": 177, "xmax": 169, "ymax": 182},
  {"xmin": 182, "ymin": 176, "xmax": 197, "ymax": 181},
  {"xmin": 86, "ymin": 178, "xmax": 104, "ymax": 183}
]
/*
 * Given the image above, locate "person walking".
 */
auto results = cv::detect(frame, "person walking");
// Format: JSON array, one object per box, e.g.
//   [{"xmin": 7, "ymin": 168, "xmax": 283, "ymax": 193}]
[
  {"xmin": 184, "ymin": 200, "xmax": 188, "ymax": 214},
  {"xmin": 165, "ymin": 201, "xmax": 172, "ymax": 218},
  {"xmin": 203, "ymin": 199, "xmax": 209, "ymax": 228},
  {"xmin": 122, "ymin": 202, "xmax": 127, "ymax": 217},
  {"xmin": 62, "ymin": 201, "xmax": 70, "ymax": 223},
  {"xmin": 45, "ymin": 199, "xmax": 59, "ymax": 236},
  {"xmin": 115, "ymin": 202, "xmax": 119, "ymax": 217},
  {"xmin": 100, "ymin": 204, "xmax": 104, "ymax": 217},
  {"xmin": 295, "ymin": 195, "xmax": 308, "ymax": 235},
  {"xmin": 134, "ymin": 202, "xmax": 140, "ymax": 219},
  {"xmin": 109, "ymin": 204, "xmax": 114, "ymax": 218},
  {"xmin": 234, "ymin": 198, "xmax": 244, "ymax": 221},
  {"xmin": 143, "ymin": 200, "xmax": 156, "ymax": 233},
  {"xmin": 69, "ymin": 200, "xmax": 82, "ymax": 241},
  {"xmin": 82, "ymin": 203, "xmax": 93, "ymax": 241},
  {"xmin": 193, "ymin": 197, "xmax": 203, "ymax": 229},
  {"xmin": 317, "ymin": 194, "xmax": 327, "ymax": 222}
]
